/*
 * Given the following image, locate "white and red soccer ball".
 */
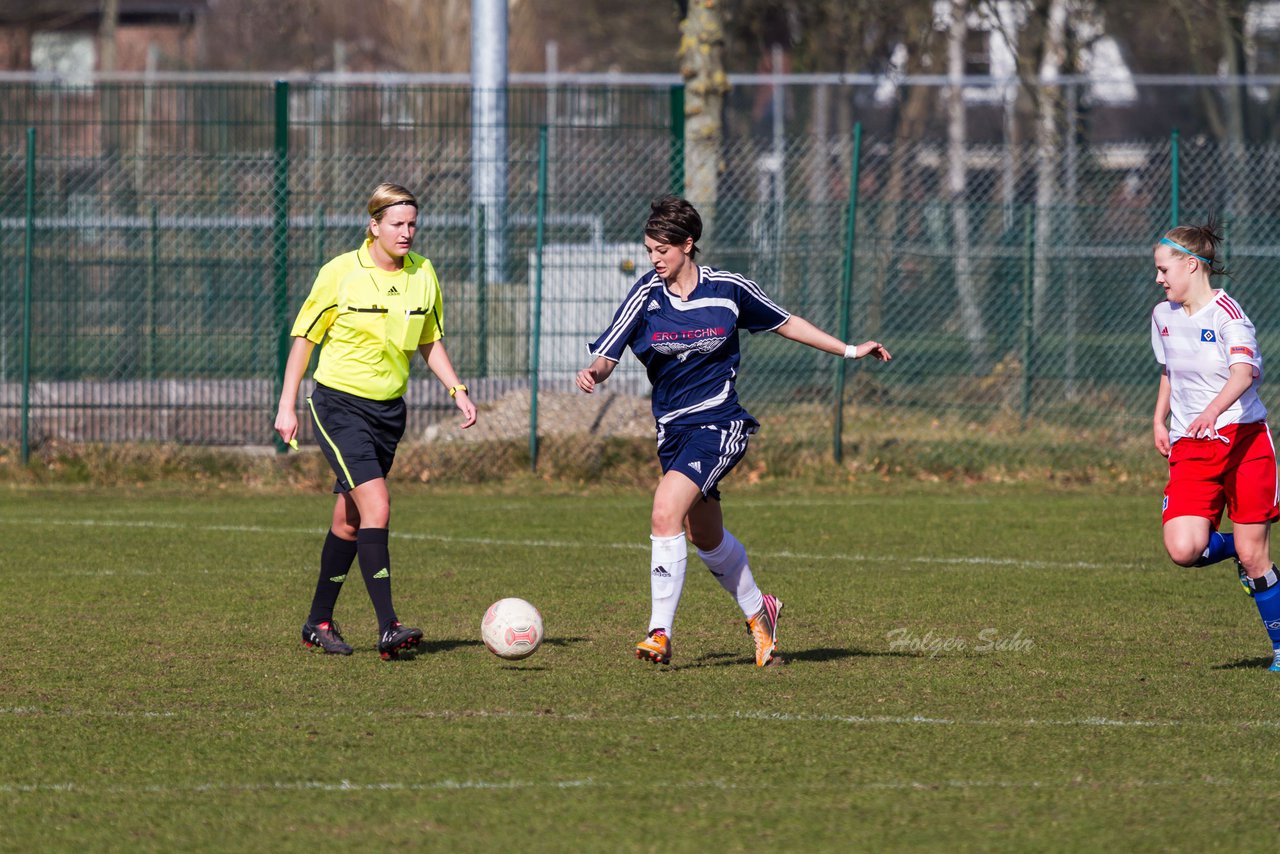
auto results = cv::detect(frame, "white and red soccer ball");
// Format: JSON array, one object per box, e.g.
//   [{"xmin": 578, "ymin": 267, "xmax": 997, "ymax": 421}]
[{"xmin": 481, "ymin": 597, "xmax": 544, "ymax": 660}]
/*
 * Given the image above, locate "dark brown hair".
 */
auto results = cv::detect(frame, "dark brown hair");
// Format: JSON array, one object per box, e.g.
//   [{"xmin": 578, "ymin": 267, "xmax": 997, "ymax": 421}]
[{"xmin": 645, "ymin": 195, "xmax": 702, "ymax": 260}]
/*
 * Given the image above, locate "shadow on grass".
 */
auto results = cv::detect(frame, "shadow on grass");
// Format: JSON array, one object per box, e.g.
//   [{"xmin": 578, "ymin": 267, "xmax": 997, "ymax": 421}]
[
  {"xmin": 1212, "ymin": 656, "xmax": 1275, "ymax": 671},
  {"xmin": 685, "ymin": 646, "xmax": 916, "ymax": 668},
  {"xmin": 422, "ymin": 636, "xmax": 589, "ymax": 655}
]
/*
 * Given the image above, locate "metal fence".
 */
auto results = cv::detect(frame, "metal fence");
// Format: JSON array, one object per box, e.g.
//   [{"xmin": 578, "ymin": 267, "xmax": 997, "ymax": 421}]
[{"xmin": 3, "ymin": 79, "xmax": 1279, "ymax": 473}]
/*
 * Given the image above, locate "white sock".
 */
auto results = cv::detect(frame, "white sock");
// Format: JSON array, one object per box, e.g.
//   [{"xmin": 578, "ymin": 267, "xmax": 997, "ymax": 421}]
[
  {"xmin": 649, "ymin": 533, "xmax": 687, "ymax": 635},
  {"xmin": 697, "ymin": 530, "xmax": 764, "ymax": 618}
]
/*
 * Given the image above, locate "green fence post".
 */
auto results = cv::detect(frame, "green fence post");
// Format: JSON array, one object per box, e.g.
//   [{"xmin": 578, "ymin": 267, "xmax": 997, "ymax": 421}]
[
  {"xmin": 313, "ymin": 203, "xmax": 325, "ymax": 270},
  {"xmin": 477, "ymin": 204, "xmax": 488, "ymax": 378},
  {"xmin": 1021, "ymin": 206, "xmax": 1034, "ymax": 424},
  {"xmin": 833, "ymin": 122, "xmax": 862, "ymax": 463},
  {"xmin": 147, "ymin": 202, "xmax": 158, "ymax": 380},
  {"xmin": 1221, "ymin": 214, "xmax": 1231, "ymax": 271},
  {"xmin": 21, "ymin": 127, "xmax": 35, "ymax": 466},
  {"xmin": 1170, "ymin": 128, "xmax": 1180, "ymax": 227},
  {"xmin": 273, "ymin": 80, "xmax": 291, "ymax": 452},
  {"xmin": 669, "ymin": 85, "xmax": 685, "ymax": 194},
  {"xmin": 530, "ymin": 126, "xmax": 549, "ymax": 471}
]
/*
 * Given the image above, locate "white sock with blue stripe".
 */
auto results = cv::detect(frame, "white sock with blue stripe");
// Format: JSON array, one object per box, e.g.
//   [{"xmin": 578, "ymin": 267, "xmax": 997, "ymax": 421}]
[
  {"xmin": 698, "ymin": 530, "xmax": 764, "ymax": 619},
  {"xmin": 648, "ymin": 533, "xmax": 687, "ymax": 636}
]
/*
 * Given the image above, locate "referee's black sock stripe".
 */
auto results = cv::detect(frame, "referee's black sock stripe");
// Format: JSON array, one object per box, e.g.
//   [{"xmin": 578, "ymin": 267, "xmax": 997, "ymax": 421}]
[
  {"xmin": 356, "ymin": 527, "xmax": 397, "ymax": 630},
  {"xmin": 307, "ymin": 396, "xmax": 356, "ymax": 487},
  {"xmin": 307, "ymin": 531, "xmax": 358, "ymax": 625}
]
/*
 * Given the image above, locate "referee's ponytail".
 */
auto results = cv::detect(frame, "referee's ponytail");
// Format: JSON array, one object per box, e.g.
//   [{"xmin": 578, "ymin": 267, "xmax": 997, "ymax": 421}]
[{"xmin": 366, "ymin": 183, "xmax": 419, "ymax": 240}]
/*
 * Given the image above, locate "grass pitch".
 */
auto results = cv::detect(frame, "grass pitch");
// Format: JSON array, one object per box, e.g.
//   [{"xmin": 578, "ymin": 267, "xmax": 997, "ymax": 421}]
[{"xmin": 2, "ymin": 481, "xmax": 1277, "ymax": 851}]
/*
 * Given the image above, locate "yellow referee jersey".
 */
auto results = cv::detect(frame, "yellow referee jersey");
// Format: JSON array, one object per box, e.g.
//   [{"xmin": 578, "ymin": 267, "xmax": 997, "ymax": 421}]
[{"xmin": 290, "ymin": 240, "xmax": 445, "ymax": 401}]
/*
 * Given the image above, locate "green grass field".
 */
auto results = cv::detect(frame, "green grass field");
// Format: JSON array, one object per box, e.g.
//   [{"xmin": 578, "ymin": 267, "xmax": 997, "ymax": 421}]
[{"xmin": 2, "ymin": 480, "xmax": 1277, "ymax": 851}]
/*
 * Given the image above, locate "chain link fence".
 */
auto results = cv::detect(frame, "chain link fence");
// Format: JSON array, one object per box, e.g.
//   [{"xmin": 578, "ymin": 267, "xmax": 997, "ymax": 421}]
[{"xmin": 3, "ymin": 80, "xmax": 1279, "ymax": 476}]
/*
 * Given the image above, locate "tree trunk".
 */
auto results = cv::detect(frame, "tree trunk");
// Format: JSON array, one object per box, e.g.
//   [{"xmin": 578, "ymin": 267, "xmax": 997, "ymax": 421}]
[
  {"xmin": 947, "ymin": 0, "xmax": 989, "ymax": 373},
  {"xmin": 679, "ymin": 0, "xmax": 729, "ymax": 242},
  {"xmin": 100, "ymin": 0, "xmax": 121, "ymax": 154},
  {"xmin": 1032, "ymin": 0, "xmax": 1067, "ymax": 335}
]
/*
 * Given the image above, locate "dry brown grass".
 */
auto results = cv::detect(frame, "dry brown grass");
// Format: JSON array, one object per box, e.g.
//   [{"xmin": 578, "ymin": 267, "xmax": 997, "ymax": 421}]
[{"xmin": 0, "ymin": 402, "xmax": 1164, "ymax": 491}]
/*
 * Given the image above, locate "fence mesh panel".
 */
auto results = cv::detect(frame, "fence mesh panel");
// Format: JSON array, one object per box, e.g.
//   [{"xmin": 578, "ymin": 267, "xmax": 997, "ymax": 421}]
[{"xmin": 4, "ymin": 80, "xmax": 1280, "ymax": 475}]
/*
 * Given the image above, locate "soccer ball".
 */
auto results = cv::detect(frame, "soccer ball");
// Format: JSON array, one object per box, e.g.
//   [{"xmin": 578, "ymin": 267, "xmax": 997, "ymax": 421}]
[{"xmin": 481, "ymin": 597, "xmax": 544, "ymax": 660}]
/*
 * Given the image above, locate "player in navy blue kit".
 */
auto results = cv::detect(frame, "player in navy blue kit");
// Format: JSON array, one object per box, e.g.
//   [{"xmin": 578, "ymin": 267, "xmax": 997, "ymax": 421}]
[{"xmin": 577, "ymin": 196, "xmax": 891, "ymax": 666}]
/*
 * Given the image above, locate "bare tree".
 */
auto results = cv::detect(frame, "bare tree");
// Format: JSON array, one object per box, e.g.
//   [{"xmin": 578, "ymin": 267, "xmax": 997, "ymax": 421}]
[
  {"xmin": 947, "ymin": 0, "xmax": 990, "ymax": 372},
  {"xmin": 677, "ymin": 0, "xmax": 730, "ymax": 239},
  {"xmin": 1032, "ymin": 0, "xmax": 1067, "ymax": 333}
]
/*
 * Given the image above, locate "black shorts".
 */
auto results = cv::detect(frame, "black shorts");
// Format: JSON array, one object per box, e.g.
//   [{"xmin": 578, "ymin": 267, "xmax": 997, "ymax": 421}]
[{"xmin": 307, "ymin": 384, "xmax": 407, "ymax": 493}]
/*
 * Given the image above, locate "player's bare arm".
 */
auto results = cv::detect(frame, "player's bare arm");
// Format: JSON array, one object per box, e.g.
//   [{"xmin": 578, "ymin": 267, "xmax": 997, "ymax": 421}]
[
  {"xmin": 274, "ymin": 336, "xmax": 316, "ymax": 444},
  {"xmin": 1153, "ymin": 369, "xmax": 1172, "ymax": 456},
  {"xmin": 773, "ymin": 316, "xmax": 891, "ymax": 362},
  {"xmin": 1185, "ymin": 362, "xmax": 1256, "ymax": 439},
  {"xmin": 419, "ymin": 340, "xmax": 477, "ymax": 428},
  {"xmin": 576, "ymin": 356, "xmax": 617, "ymax": 394}
]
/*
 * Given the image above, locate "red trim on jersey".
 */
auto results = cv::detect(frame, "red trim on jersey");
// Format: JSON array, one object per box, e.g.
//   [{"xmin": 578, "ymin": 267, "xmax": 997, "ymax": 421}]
[{"xmin": 1216, "ymin": 293, "xmax": 1243, "ymax": 320}]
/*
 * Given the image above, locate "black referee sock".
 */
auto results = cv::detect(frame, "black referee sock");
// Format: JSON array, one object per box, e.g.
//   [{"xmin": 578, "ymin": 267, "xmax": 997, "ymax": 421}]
[
  {"xmin": 307, "ymin": 531, "xmax": 358, "ymax": 625},
  {"xmin": 356, "ymin": 527, "xmax": 398, "ymax": 631}
]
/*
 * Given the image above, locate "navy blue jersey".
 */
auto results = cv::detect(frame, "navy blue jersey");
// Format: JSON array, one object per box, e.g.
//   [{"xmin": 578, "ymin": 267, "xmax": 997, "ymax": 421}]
[{"xmin": 588, "ymin": 266, "xmax": 790, "ymax": 430}]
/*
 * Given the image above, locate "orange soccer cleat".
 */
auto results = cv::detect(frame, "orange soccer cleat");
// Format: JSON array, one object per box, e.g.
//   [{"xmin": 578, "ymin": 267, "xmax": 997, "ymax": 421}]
[{"xmin": 746, "ymin": 594, "xmax": 783, "ymax": 667}]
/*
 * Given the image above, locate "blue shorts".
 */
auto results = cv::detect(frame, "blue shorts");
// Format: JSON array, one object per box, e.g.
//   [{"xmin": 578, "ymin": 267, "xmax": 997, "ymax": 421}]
[
  {"xmin": 307, "ymin": 384, "xmax": 407, "ymax": 493},
  {"xmin": 657, "ymin": 420, "xmax": 757, "ymax": 500}
]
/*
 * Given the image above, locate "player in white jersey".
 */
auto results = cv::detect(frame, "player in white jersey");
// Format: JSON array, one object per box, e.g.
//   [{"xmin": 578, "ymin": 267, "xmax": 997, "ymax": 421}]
[
  {"xmin": 577, "ymin": 196, "xmax": 891, "ymax": 667},
  {"xmin": 1151, "ymin": 222, "xmax": 1280, "ymax": 671}
]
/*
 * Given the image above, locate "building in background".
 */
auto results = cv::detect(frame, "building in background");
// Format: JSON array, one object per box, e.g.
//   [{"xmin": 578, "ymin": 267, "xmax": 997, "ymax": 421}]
[{"xmin": 0, "ymin": 0, "xmax": 208, "ymax": 77}]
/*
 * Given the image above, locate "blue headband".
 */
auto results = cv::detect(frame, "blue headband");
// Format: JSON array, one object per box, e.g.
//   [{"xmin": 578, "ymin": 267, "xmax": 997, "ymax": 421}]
[{"xmin": 1160, "ymin": 237, "xmax": 1215, "ymax": 268}]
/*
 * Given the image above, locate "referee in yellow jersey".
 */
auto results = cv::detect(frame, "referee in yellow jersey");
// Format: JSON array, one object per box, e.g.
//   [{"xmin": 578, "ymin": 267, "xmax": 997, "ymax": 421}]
[{"xmin": 274, "ymin": 183, "xmax": 477, "ymax": 658}]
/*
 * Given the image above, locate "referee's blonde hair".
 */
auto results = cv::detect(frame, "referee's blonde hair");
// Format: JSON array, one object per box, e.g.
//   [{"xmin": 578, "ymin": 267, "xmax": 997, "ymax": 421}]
[{"xmin": 366, "ymin": 183, "xmax": 418, "ymax": 240}]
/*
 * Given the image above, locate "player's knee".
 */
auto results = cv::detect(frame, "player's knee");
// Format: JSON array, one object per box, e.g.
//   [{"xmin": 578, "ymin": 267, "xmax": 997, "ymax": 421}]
[
  {"xmin": 650, "ymin": 510, "xmax": 683, "ymax": 538},
  {"xmin": 1236, "ymin": 544, "xmax": 1269, "ymax": 574},
  {"xmin": 1164, "ymin": 539, "xmax": 1202, "ymax": 567}
]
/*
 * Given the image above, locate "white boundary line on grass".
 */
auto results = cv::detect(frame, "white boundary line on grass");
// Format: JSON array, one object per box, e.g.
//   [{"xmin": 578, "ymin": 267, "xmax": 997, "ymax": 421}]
[
  {"xmin": 0, "ymin": 775, "xmax": 1254, "ymax": 797},
  {"xmin": 0, "ymin": 515, "xmax": 1118, "ymax": 571},
  {"xmin": 3, "ymin": 705, "xmax": 1277, "ymax": 730}
]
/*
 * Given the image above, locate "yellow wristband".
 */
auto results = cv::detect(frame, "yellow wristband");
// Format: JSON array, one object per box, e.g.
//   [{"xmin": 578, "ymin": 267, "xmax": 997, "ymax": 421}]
[{"xmin": 448, "ymin": 384, "xmax": 468, "ymax": 398}]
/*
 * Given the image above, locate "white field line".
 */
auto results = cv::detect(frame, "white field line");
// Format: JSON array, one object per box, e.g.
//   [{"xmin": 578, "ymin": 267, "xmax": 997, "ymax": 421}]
[
  {"xmin": 0, "ymin": 775, "xmax": 1254, "ymax": 797},
  {"xmin": 0, "ymin": 515, "xmax": 1119, "ymax": 571},
  {"xmin": 3, "ymin": 706, "xmax": 1276, "ymax": 730}
]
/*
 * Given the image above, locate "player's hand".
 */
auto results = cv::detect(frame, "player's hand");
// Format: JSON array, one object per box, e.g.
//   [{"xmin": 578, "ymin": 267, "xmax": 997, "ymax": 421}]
[
  {"xmin": 576, "ymin": 367, "xmax": 598, "ymax": 394},
  {"xmin": 274, "ymin": 409, "xmax": 298, "ymax": 446},
  {"xmin": 454, "ymin": 391, "xmax": 477, "ymax": 429},
  {"xmin": 1185, "ymin": 413, "xmax": 1219, "ymax": 441},
  {"xmin": 853, "ymin": 341, "xmax": 892, "ymax": 362},
  {"xmin": 1153, "ymin": 423, "xmax": 1171, "ymax": 457}
]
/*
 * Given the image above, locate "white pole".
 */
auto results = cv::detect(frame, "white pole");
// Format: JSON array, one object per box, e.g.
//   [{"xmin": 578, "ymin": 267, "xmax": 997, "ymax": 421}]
[{"xmin": 472, "ymin": 0, "xmax": 508, "ymax": 286}]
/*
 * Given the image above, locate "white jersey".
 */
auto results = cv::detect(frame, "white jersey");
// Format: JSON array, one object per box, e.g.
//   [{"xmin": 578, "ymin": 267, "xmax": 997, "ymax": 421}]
[{"xmin": 1151, "ymin": 289, "xmax": 1266, "ymax": 442}]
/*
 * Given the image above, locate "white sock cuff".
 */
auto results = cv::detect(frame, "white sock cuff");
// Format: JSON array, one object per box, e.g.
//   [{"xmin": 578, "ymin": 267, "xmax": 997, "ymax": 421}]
[
  {"xmin": 651, "ymin": 533, "xmax": 687, "ymax": 563},
  {"xmin": 697, "ymin": 530, "xmax": 739, "ymax": 563}
]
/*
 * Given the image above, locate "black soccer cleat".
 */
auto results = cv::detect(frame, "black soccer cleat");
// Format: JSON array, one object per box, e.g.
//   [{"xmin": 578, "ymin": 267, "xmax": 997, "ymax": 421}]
[
  {"xmin": 378, "ymin": 621, "xmax": 423, "ymax": 660},
  {"xmin": 302, "ymin": 620, "xmax": 353, "ymax": 656}
]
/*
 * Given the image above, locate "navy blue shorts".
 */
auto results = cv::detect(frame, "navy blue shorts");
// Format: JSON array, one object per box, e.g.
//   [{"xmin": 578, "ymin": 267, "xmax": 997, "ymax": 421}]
[
  {"xmin": 307, "ymin": 384, "xmax": 407, "ymax": 493},
  {"xmin": 657, "ymin": 420, "xmax": 757, "ymax": 500}
]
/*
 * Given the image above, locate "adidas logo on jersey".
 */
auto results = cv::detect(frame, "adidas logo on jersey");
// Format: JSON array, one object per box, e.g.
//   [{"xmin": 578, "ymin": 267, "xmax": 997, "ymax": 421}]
[
  {"xmin": 647, "ymin": 299, "xmax": 661, "ymax": 312},
  {"xmin": 687, "ymin": 460, "xmax": 702, "ymax": 474},
  {"xmin": 1160, "ymin": 326, "xmax": 1169, "ymax": 336},
  {"xmin": 386, "ymin": 285, "xmax": 400, "ymax": 295}
]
